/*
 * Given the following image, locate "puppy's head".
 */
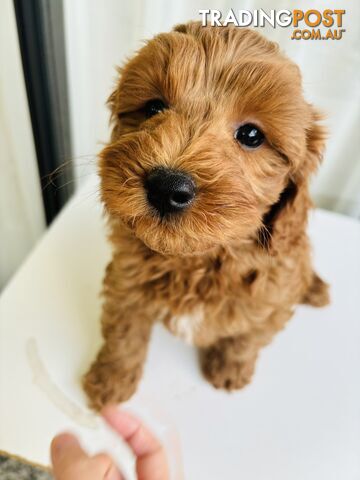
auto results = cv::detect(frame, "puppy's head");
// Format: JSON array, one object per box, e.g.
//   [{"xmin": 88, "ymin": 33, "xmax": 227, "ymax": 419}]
[{"xmin": 100, "ymin": 23, "xmax": 325, "ymax": 256}]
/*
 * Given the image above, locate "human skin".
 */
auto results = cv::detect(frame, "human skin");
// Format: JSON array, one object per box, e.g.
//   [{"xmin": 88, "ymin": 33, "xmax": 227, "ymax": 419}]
[{"xmin": 51, "ymin": 405, "xmax": 169, "ymax": 480}]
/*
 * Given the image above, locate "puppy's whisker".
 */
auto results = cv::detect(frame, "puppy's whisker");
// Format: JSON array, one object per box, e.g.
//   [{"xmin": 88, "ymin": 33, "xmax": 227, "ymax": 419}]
[
  {"xmin": 257, "ymin": 223, "xmax": 273, "ymax": 249},
  {"xmin": 121, "ymin": 177, "xmax": 136, "ymax": 187},
  {"xmin": 42, "ymin": 154, "xmax": 98, "ymax": 191}
]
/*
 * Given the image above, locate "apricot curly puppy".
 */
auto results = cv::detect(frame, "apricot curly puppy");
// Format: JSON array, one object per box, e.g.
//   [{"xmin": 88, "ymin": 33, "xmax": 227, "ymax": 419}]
[{"xmin": 84, "ymin": 22, "xmax": 330, "ymax": 410}]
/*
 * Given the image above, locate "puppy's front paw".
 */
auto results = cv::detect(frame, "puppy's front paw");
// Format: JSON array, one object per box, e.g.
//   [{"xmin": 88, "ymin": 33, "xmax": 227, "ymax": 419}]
[
  {"xmin": 83, "ymin": 361, "xmax": 139, "ymax": 411},
  {"xmin": 201, "ymin": 346, "xmax": 256, "ymax": 391}
]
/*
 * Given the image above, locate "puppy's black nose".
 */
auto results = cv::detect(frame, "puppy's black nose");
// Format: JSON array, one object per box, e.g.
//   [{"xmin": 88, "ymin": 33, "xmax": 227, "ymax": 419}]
[{"xmin": 145, "ymin": 168, "xmax": 195, "ymax": 216}]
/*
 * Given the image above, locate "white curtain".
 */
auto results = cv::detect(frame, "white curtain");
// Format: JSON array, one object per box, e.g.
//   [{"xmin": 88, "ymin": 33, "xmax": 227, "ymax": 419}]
[
  {"xmin": 63, "ymin": 0, "xmax": 360, "ymax": 217},
  {"xmin": 0, "ymin": 0, "xmax": 46, "ymax": 289}
]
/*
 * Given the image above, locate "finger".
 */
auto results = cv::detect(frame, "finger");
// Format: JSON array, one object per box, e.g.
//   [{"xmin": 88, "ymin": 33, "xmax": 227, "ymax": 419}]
[
  {"xmin": 102, "ymin": 406, "xmax": 169, "ymax": 480},
  {"xmin": 102, "ymin": 406, "xmax": 161, "ymax": 456},
  {"xmin": 51, "ymin": 433, "xmax": 89, "ymax": 474},
  {"xmin": 93, "ymin": 453, "xmax": 124, "ymax": 480},
  {"xmin": 51, "ymin": 433, "xmax": 122, "ymax": 480}
]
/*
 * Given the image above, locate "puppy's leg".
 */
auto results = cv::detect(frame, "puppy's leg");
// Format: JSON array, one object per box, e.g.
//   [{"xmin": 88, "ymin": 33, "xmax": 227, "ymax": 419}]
[
  {"xmin": 302, "ymin": 272, "xmax": 330, "ymax": 307},
  {"xmin": 200, "ymin": 335, "xmax": 259, "ymax": 391},
  {"xmin": 200, "ymin": 308, "xmax": 292, "ymax": 391},
  {"xmin": 83, "ymin": 259, "xmax": 155, "ymax": 410},
  {"xmin": 83, "ymin": 304, "xmax": 152, "ymax": 410}
]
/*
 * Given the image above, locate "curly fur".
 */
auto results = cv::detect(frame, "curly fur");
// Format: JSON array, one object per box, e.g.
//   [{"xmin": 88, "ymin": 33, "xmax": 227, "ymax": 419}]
[{"xmin": 83, "ymin": 23, "xmax": 330, "ymax": 410}]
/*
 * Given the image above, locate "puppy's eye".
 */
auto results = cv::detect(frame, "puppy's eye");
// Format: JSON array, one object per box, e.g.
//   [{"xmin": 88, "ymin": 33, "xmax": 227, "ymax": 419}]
[
  {"xmin": 235, "ymin": 123, "xmax": 265, "ymax": 149},
  {"xmin": 144, "ymin": 99, "xmax": 167, "ymax": 119}
]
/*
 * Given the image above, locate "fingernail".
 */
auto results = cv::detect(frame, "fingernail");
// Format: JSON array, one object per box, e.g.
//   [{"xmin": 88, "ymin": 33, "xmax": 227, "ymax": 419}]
[
  {"xmin": 52, "ymin": 433, "xmax": 77, "ymax": 453},
  {"xmin": 105, "ymin": 465, "xmax": 122, "ymax": 480}
]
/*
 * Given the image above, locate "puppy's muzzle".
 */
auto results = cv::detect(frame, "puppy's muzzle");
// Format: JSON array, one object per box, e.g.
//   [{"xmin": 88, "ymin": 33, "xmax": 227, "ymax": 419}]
[{"xmin": 145, "ymin": 167, "xmax": 195, "ymax": 217}]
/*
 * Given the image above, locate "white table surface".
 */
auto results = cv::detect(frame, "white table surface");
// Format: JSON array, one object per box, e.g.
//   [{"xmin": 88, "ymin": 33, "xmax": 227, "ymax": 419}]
[{"xmin": 1, "ymin": 175, "xmax": 360, "ymax": 480}]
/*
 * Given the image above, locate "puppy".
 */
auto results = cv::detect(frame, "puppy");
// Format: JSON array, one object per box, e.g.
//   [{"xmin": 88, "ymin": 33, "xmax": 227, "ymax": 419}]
[{"xmin": 83, "ymin": 22, "xmax": 329, "ymax": 410}]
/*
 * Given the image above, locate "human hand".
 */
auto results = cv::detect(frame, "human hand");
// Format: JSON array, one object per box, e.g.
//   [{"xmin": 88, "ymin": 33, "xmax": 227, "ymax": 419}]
[{"xmin": 51, "ymin": 405, "xmax": 169, "ymax": 480}]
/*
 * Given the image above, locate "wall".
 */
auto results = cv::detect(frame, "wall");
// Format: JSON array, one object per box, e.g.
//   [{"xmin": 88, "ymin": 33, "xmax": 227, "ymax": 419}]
[
  {"xmin": 0, "ymin": 0, "xmax": 46, "ymax": 289},
  {"xmin": 63, "ymin": 0, "xmax": 360, "ymax": 217}
]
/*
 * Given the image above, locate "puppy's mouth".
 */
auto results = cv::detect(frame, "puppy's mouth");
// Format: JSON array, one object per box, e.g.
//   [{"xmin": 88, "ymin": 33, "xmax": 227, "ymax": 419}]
[
  {"xmin": 127, "ymin": 215, "xmax": 216, "ymax": 257},
  {"xmin": 120, "ymin": 166, "xmax": 207, "ymax": 256},
  {"xmin": 102, "ymin": 155, "xmax": 262, "ymax": 256}
]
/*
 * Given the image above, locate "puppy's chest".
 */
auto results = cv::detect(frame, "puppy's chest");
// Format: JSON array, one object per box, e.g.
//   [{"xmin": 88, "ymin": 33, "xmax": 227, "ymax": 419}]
[
  {"xmin": 164, "ymin": 308, "xmax": 205, "ymax": 344},
  {"xmin": 147, "ymin": 257, "xmax": 247, "ymax": 306},
  {"xmin": 145, "ymin": 254, "xmax": 266, "ymax": 343}
]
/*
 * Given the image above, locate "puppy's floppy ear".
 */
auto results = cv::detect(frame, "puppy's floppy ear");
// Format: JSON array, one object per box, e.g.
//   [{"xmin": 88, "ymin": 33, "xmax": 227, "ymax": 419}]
[
  {"xmin": 258, "ymin": 106, "xmax": 326, "ymax": 252},
  {"xmin": 301, "ymin": 106, "xmax": 327, "ymax": 177}
]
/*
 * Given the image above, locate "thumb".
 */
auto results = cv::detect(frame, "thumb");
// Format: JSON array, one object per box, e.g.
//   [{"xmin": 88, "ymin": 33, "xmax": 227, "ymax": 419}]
[
  {"xmin": 51, "ymin": 433, "xmax": 121, "ymax": 480},
  {"xmin": 51, "ymin": 433, "xmax": 88, "ymax": 470}
]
